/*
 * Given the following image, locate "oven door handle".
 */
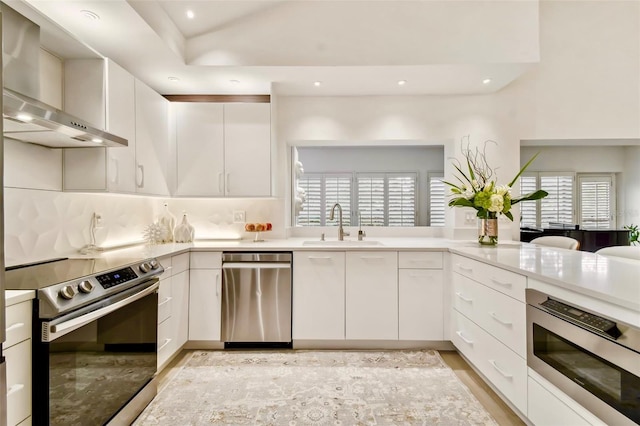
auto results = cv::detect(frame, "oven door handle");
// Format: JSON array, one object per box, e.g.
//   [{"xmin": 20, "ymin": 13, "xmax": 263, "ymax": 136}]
[
  {"xmin": 44, "ymin": 282, "xmax": 159, "ymax": 342},
  {"xmin": 222, "ymin": 263, "xmax": 291, "ymax": 269}
]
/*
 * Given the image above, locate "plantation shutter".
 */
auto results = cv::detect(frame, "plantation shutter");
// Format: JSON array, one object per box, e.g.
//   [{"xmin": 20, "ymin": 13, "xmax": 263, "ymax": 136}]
[
  {"xmin": 579, "ymin": 175, "xmax": 614, "ymax": 229},
  {"xmin": 324, "ymin": 175, "xmax": 352, "ymax": 226},
  {"xmin": 357, "ymin": 175, "xmax": 386, "ymax": 226},
  {"xmin": 519, "ymin": 175, "xmax": 538, "ymax": 227},
  {"xmin": 296, "ymin": 175, "xmax": 322, "ymax": 226},
  {"xmin": 428, "ymin": 175, "xmax": 445, "ymax": 227},
  {"xmin": 388, "ymin": 174, "xmax": 416, "ymax": 226},
  {"xmin": 540, "ymin": 174, "xmax": 574, "ymax": 227}
]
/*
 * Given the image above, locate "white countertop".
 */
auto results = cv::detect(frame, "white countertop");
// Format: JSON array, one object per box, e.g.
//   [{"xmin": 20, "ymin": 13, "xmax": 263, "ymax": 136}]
[
  {"xmin": 25, "ymin": 236, "xmax": 640, "ymax": 320},
  {"xmin": 6, "ymin": 290, "xmax": 35, "ymax": 306}
]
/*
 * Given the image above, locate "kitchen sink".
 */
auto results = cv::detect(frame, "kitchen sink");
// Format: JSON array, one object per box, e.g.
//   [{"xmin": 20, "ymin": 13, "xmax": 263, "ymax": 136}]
[{"xmin": 302, "ymin": 240, "xmax": 384, "ymax": 246}]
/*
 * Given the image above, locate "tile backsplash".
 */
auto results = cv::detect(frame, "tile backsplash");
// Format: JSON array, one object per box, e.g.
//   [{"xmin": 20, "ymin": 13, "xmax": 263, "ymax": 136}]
[{"xmin": 4, "ymin": 187, "xmax": 284, "ymax": 266}]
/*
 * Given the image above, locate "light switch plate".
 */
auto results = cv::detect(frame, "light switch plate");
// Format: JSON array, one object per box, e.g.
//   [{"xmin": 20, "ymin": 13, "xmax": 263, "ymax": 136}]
[{"xmin": 233, "ymin": 210, "xmax": 246, "ymax": 223}]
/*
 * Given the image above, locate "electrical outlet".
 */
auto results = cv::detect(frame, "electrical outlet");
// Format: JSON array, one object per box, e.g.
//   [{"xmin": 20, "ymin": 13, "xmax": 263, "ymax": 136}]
[{"xmin": 233, "ymin": 210, "xmax": 246, "ymax": 223}]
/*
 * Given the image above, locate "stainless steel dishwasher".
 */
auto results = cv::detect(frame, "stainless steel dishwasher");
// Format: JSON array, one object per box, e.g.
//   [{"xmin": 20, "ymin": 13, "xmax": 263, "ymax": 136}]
[{"xmin": 221, "ymin": 252, "xmax": 292, "ymax": 347}]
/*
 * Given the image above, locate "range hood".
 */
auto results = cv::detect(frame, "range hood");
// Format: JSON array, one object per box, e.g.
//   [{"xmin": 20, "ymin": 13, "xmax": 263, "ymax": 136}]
[{"xmin": 1, "ymin": 3, "xmax": 128, "ymax": 148}]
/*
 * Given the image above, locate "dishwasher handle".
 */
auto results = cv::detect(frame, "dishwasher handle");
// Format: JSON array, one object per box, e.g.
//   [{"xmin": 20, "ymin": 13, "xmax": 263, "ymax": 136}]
[{"xmin": 222, "ymin": 262, "xmax": 291, "ymax": 269}]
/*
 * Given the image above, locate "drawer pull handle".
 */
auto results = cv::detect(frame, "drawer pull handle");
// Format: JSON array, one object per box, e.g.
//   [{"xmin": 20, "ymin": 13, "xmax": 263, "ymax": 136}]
[
  {"xmin": 6, "ymin": 322, "xmax": 25, "ymax": 332},
  {"xmin": 360, "ymin": 256, "xmax": 384, "ymax": 260},
  {"xmin": 158, "ymin": 297, "xmax": 172, "ymax": 307},
  {"xmin": 490, "ymin": 277, "xmax": 512, "ymax": 287},
  {"xmin": 158, "ymin": 338, "xmax": 172, "ymax": 352},
  {"xmin": 164, "ymin": 266, "xmax": 174, "ymax": 271},
  {"xmin": 308, "ymin": 256, "xmax": 332, "ymax": 260},
  {"xmin": 216, "ymin": 273, "xmax": 221, "ymax": 297},
  {"xmin": 7, "ymin": 384, "xmax": 24, "ymax": 396},
  {"xmin": 457, "ymin": 265, "xmax": 473, "ymax": 273},
  {"xmin": 489, "ymin": 360, "xmax": 513, "ymax": 379},
  {"xmin": 455, "ymin": 292, "xmax": 473, "ymax": 303},
  {"xmin": 489, "ymin": 311, "xmax": 512, "ymax": 326},
  {"xmin": 455, "ymin": 331, "xmax": 474, "ymax": 345}
]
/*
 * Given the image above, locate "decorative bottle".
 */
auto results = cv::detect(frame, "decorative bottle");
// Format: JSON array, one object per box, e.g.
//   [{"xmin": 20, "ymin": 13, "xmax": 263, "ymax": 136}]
[
  {"xmin": 158, "ymin": 203, "xmax": 176, "ymax": 243},
  {"xmin": 174, "ymin": 211, "xmax": 195, "ymax": 243}
]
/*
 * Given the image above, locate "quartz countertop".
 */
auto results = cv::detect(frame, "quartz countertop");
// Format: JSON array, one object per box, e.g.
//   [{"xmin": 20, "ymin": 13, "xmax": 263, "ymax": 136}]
[
  {"xmin": 6, "ymin": 290, "xmax": 35, "ymax": 306},
  {"xmin": 69, "ymin": 237, "xmax": 640, "ymax": 320}
]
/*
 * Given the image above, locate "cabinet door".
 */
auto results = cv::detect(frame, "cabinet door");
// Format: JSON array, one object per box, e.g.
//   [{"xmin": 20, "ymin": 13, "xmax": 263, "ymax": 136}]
[
  {"xmin": 223, "ymin": 103, "xmax": 271, "ymax": 196},
  {"xmin": 174, "ymin": 102, "xmax": 224, "ymax": 196},
  {"xmin": 188, "ymin": 269, "xmax": 222, "ymax": 341},
  {"xmin": 106, "ymin": 60, "xmax": 137, "ymax": 193},
  {"xmin": 399, "ymin": 269, "xmax": 443, "ymax": 340},
  {"xmin": 135, "ymin": 80, "xmax": 170, "ymax": 195},
  {"xmin": 293, "ymin": 252, "xmax": 345, "ymax": 340},
  {"xmin": 346, "ymin": 251, "xmax": 398, "ymax": 340},
  {"xmin": 172, "ymin": 270, "xmax": 190, "ymax": 349},
  {"xmin": 6, "ymin": 339, "xmax": 31, "ymax": 426}
]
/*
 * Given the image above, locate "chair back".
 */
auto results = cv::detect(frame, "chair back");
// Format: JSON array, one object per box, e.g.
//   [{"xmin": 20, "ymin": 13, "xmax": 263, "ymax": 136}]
[
  {"xmin": 530, "ymin": 236, "xmax": 580, "ymax": 250},
  {"xmin": 595, "ymin": 246, "xmax": 640, "ymax": 261}
]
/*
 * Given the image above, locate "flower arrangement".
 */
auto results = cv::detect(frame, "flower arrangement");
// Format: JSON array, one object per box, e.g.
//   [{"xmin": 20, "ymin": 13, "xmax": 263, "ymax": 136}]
[{"xmin": 444, "ymin": 138, "xmax": 548, "ymax": 244}]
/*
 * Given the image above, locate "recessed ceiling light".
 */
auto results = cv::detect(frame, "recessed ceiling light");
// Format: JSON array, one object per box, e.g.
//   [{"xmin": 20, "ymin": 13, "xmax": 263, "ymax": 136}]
[
  {"xmin": 186, "ymin": 10, "xmax": 195, "ymax": 19},
  {"xmin": 398, "ymin": 80, "xmax": 407, "ymax": 86},
  {"xmin": 91, "ymin": 138, "xmax": 103, "ymax": 144},
  {"xmin": 229, "ymin": 79, "xmax": 240, "ymax": 84},
  {"xmin": 80, "ymin": 10, "xmax": 100, "ymax": 20},
  {"xmin": 16, "ymin": 113, "xmax": 33, "ymax": 122},
  {"xmin": 482, "ymin": 78, "xmax": 492, "ymax": 85},
  {"xmin": 314, "ymin": 81, "xmax": 322, "ymax": 87},
  {"xmin": 168, "ymin": 76, "xmax": 180, "ymax": 81}
]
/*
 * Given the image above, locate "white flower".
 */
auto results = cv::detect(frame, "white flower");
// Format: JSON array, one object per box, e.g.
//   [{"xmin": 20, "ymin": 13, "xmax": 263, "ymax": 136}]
[
  {"xmin": 488, "ymin": 194, "xmax": 504, "ymax": 213},
  {"xmin": 471, "ymin": 179, "xmax": 480, "ymax": 190},
  {"xmin": 463, "ymin": 187, "xmax": 475, "ymax": 199},
  {"xmin": 496, "ymin": 185, "xmax": 511, "ymax": 196}
]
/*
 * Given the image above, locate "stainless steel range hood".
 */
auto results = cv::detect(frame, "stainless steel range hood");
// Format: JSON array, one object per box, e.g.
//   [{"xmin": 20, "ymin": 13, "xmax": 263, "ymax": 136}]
[{"xmin": 1, "ymin": 3, "xmax": 127, "ymax": 148}]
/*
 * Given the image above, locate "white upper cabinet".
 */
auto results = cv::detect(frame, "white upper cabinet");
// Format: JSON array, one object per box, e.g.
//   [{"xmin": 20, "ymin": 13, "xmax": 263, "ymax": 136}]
[
  {"xmin": 134, "ymin": 79, "xmax": 170, "ymax": 196},
  {"xmin": 174, "ymin": 102, "xmax": 224, "ymax": 196},
  {"xmin": 172, "ymin": 102, "xmax": 271, "ymax": 197}
]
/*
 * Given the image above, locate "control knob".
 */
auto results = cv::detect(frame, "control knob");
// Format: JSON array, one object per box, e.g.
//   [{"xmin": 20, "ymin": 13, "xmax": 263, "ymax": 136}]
[
  {"xmin": 59, "ymin": 285, "xmax": 76, "ymax": 300},
  {"xmin": 139, "ymin": 262, "xmax": 151, "ymax": 273},
  {"xmin": 149, "ymin": 259, "xmax": 159, "ymax": 269},
  {"xmin": 78, "ymin": 280, "xmax": 94, "ymax": 294}
]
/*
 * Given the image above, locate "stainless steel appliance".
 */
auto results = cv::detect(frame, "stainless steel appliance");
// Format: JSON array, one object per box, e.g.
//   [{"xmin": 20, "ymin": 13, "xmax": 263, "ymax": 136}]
[
  {"xmin": 4, "ymin": 257, "xmax": 163, "ymax": 425},
  {"xmin": 1, "ymin": 10, "xmax": 7, "ymax": 426},
  {"xmin": 222, "ymin": 252, "xmax": 292, "ymax": 346},
  {"xmin": 526, "ymin": 289, "xmax": 640, "ymax": 425}
]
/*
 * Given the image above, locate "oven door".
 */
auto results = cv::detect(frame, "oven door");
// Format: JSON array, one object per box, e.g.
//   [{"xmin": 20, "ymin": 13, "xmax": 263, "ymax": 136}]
[
  {"xmin": 34, "ymin": 280, "xmax": 159, "ymax": 426},
  {"xmin": 527, "ymin": 304, "xmax": 640, "ymax": 425}
]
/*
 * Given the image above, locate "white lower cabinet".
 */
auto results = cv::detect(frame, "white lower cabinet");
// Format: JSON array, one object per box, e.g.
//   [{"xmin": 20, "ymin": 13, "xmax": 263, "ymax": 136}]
[
  {"xmin": 172, "ymin": 270, "xmax": 190, "ymax": 349},
  {"xmin": 188, "ymin": 252, "xmax": 223, "ymax": 341},
  {"xmin": 346, "ymin": 251, "xmax": 398, "ymax": 340},
  {"xmin": 528, "ymin": 375, "xmax": 595, "ymax": 426},
  {"xmin": 5, "ymin": 299, "xmax": 32, "ymax": 426},
  {"xmin": 293, "ymin": 252, "xmax": 346, "ymax": 340},
  {"xmin": 399, "ymin": 269, "xmax": 444, "ymax": 340}
]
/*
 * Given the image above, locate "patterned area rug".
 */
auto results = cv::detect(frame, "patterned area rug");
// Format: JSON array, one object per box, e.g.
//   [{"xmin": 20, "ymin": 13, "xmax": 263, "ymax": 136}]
[{"xmin": 135, "ymin": 350, "xmax": 498, "ymax": 425}]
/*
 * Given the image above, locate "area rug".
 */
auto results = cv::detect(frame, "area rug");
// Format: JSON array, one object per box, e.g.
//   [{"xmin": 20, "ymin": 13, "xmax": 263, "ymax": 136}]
[{"xmin": 134, "ymin": 350, "xmax": 498, "ymax": 425}]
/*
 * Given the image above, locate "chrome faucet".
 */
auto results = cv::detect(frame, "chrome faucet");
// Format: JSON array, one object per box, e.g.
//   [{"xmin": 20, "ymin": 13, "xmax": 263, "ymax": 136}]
[{"xmin": 329, "ymin": 203, "xmax": 350, "ymax": 241}]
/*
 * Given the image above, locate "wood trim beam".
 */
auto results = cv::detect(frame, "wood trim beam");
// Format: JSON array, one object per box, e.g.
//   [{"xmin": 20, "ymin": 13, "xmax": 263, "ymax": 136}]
[{"xmin": 163, "ymin": 95, "xmax": 270, "ymax": 103}]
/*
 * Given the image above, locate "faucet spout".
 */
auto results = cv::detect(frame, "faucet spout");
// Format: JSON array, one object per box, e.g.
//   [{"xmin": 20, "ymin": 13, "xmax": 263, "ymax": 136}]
[{"xmin": 330, "ymin": 203, "xmax": 349, "ymax": 241}]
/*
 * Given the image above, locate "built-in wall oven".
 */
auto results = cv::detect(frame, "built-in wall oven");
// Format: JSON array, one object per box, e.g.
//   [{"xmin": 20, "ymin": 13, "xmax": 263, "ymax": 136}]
[
  {"xmin": 5, "ymin": 257, "xmax": 163, "ymax": 425},
  {"xmin": 526, "ymin": 289, "xmax": 640, "ymax": 425}
]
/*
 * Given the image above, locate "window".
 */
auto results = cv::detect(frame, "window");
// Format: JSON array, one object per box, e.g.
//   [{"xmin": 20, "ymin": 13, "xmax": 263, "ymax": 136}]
[
  {"xmin": 296, "ymin": 173, "xmax": 352, "ymax": 226},
  {"xmin": 578, "ymin": 174, "xmax": 615, "ymax": 229},
  {"xmin": 356, "ymin": 173, "xmax": 416, "ymax": 226},
  {"xmin": 428, "ymin": 174, "xmax": 445, "ymax": 227},
  {"xmin": 519, "ymin": 173, "xmax": 574, "ymax": 227}
]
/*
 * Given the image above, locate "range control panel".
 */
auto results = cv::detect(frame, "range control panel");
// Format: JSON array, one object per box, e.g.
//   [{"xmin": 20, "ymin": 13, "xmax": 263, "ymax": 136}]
[
  {"xmin": 96, "ymin": 267, "xmax": 138, "ymax": 289},
  {"xmin": 542, "ymin": 298, "xmax": 622, "ymax": 339}
]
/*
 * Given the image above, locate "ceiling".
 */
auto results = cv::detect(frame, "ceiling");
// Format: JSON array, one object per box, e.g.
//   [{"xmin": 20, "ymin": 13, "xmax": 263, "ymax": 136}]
[{"xmin": 9, "ymin": 0, "xmax": 540, "ymax": 96}]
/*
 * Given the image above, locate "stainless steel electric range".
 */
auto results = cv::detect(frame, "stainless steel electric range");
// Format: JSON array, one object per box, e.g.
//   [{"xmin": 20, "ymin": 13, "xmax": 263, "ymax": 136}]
[{"xmin": 5, "ymin": 256, "xmax": 164, "ymax": 426}]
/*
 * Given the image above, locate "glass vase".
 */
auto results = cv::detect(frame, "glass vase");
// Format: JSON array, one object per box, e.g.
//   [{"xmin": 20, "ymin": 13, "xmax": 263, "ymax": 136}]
[{"xmin": 478, "ymin": 218, "xmax": 498, "ymax": 246}]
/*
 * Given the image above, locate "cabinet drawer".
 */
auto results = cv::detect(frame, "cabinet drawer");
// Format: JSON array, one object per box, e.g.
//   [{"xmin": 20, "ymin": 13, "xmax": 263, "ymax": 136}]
[
  {"xmin": 158, "ymin": 280, "xmax": 172, "ymax": 323},
  {"xmin": 451, "ymin": 310, "xmax": 482, "ymax": 365},
  {"xmin": 451, "ymin": 254, "xmax": 526, "ymax": 301},
  {"xmin": 451, "ymin": 272, "xmax": 477, "ymax": 320},
  {"xmin": 6, "ymin": 339, "xmax": 31, "ymax": 426},
  {"xmin": 172, "ymin": 253, "xmax": 190, "ymax": 273},
  {"xmin": 17, "ymin": 417, "xmax": 31, "ymax": 426},
  {"xmin": 156, "ymin": 255, "xmax": 172, "ymax": 280},
  {"xmin": 190, "ymin": 251, "xmax": 222, "ymax": 269},
  {"xmin": 157, "ymin": 318, "xmax": 173, "ymax": 368},
  {"xmin": 5, "ymin": 301, "xmax": 32, "ymax": 349},
  {"xmin": 398, "ymin": 251, "xmax": 443, "ymax": 269},
  {"xmin": 528, "ymin": 376, "xmax": 597, "ymax": 426}
]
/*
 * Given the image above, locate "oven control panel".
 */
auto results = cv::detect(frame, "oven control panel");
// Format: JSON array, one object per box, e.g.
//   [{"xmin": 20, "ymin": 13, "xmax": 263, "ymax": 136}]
[
  {"xmin": 541, "ymin": 298, "xmax": 622, "ymax": 339},
  {"xmin": 96, "ymin": 267, "xmax": 138, "ymax": 289}
]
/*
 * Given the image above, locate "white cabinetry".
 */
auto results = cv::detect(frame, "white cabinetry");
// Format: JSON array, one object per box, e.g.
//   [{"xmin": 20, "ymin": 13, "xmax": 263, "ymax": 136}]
[
  {"xmin": 63, "ymin": 59, "xmax": 137, "ymax": 193},
  {"xmin": 293, "ymin": 252, "xmax": 345, "ymax": 340},
  {"xmin": 188, "ymin": 252, "xmax": 223, "ymax": 341},
  {"xmin": 5, "ymin": 299, "xmax": 32, "ymax": 426},
  {"xmin": 157, "ymin": 253, "xmax": 190, "ymax": 371},
  {"xmin": 398, "ymin": 252, "xmax": 444, "ymax": 340},
  {"xmin": 346, "ymin": 251, "xmax": 398, "ymax": 340},
  {"xmin": 450, "ymin": 254, "xmax": 528, "ymax": 415},
  {"xmin": 172, "ymin": 102, "xmax": 271, "ymax": 197}
]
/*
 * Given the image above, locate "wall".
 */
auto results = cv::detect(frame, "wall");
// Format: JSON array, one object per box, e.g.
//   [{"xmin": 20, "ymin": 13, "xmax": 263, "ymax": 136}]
[{"xmin": 623, "ymin": 146, "xmax": 640, "ymax": 227}]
